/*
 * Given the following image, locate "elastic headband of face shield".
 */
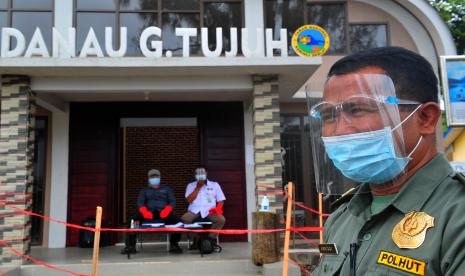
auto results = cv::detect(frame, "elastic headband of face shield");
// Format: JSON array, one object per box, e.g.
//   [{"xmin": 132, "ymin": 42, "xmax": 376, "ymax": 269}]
[{"xmin": 307, "ymin": 73, "xmax": 422, "ymax": 195}]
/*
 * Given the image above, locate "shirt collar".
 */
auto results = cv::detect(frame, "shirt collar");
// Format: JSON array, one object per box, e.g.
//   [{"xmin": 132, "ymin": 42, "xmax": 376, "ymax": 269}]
[
  {"xmin": 391, "ymin": 154, "xmax": 453, "ymax": 214},
  {"xmin": 347, "ymin": 183, "xmax": 371, "ymax": 216},
  {"xmin": 347, "ymin": 154, "xmax": 453, "ymax": 216},
  {"xmin": 198, "ymin": 180, "xmax": 210, "ymax": 186}
]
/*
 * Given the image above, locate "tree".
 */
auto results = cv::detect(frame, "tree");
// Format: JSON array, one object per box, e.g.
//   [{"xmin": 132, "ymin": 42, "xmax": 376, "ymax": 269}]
[{"xmin": 429, "ymin": 0, "xmax": 465, "ymax": 54}]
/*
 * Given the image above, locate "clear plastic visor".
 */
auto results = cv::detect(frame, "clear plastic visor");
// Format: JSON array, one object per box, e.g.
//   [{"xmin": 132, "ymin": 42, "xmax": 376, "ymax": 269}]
[{"xmin": 307, "ymin": 74, "xmax": 421, "ymax": 195}]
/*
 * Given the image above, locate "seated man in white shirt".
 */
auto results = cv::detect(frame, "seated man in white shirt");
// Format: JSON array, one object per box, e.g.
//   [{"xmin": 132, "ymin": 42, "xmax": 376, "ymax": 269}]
[{"xmin": 181, "ymin": 167, "xmax": 226, "ymax": 245}]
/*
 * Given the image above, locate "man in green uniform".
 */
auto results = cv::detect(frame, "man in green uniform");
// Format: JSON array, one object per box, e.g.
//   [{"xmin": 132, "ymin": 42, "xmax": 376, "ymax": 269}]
[{"xmin": 309, "ymin": 47, "xmax": 465, "ymax": 275}]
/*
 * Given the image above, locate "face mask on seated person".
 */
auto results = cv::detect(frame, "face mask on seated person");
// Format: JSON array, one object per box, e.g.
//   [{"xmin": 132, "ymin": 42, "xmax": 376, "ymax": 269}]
[
  {"xmin": 196, "ymin": 174, "xmax": 207, "ymax": 181},
  {"xmin": 148, "ymin": 178, "xmax": 160, "ymax": 186}
]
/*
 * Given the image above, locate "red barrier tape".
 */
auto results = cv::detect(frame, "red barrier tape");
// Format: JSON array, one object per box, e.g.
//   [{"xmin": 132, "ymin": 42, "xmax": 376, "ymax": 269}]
[
  {"xmin": 256, "ymin": 184, "xmax": 281, "ymax": 189},
  {"xmin": 255, "ymin": 192, "xmax": 330, "ymax": 218},
  {"xmin": 1, "ymin": 201, "xmax": 322, "ymax": 234},
  {"xmin": 0, "ymin": 192, "xmax": 33, "ymax": 205},
  {"xmin": 0, "ymin": 193, "xmax": 325, "ymax": 276},
  {"xmin": 100, "ymin": 226, "xmax": 322, "ymax": 234},
  {"xmin": 0, "ymin": 237, "xmax": 31, "ymax": 243},
  {"xmin": 2, "ymin": 197, "xmax": 34, "ymax": 205},
  {"xmin": 289, "ymin": 258, "xmax": 312, "ymax": 275},
  {"xmin": 292, "ymin": 226, "xmax": 322, "ymax": 232},
  {"xmin": 0, "ymin": 240, "xmax": 90, "ymax": 276},
  {"xmin": 294, "ymin": 231, "xmax": 319, "ymax": 248},
  {"xmin": 0, "ymin": 192, "xmax": 33, "ymax": 198},
  {"xmin": 255, "ymin": 184, "xmax": 286, "ymax": 198},
  {"xmin": 255, "ymin": 190, "xmax": 285, "ymax": 196},
  {"xmin": 0, "ymin": 202, "xmax": 96, "ymax": 232},
  {"xmin": 254, "ymin": 189, "xmax": 330, "ymax": 218},
  {"xmin": 101, "ymin": 227, "xmax": 284, "ymax": 234},
  {"xmin": 291, "ymin": 199, "xmax": 330, "ymax": 217}
]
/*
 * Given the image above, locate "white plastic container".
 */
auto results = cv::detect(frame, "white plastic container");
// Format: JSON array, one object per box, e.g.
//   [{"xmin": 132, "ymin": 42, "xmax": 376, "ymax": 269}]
[{"xmin": 260, "ymin": 196, "xmax": 270, "ymax": 212}]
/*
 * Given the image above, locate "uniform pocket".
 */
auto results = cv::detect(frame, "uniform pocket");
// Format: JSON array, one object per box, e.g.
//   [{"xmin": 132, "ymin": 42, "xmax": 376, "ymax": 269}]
[
  {"xmin": 314, "ymin": 255, "xmax": 347, "ymax": 276},
  {"xmin": 365, "ymin": 267, "xmax": 419, "ymax": 276}
]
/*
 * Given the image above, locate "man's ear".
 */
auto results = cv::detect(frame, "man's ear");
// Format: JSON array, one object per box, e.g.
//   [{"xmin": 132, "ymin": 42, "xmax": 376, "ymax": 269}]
[{"xmin": 417, "ymin": 102, "xmax": 441, "ymax": 135}]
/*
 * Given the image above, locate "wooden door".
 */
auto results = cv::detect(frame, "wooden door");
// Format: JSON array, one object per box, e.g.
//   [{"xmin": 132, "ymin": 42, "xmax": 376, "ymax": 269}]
[
  {"xmin": 67, "ymin": 104, "xmax": 118, "ymax": 246},
  {"xmin": 200, "ymin": 103, "xmax": 247, "ymax": 242}
]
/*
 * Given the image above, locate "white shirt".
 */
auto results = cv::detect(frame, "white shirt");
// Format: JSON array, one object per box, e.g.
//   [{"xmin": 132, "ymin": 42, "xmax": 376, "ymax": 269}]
[{"xmin": 185, "ymin": 180, "xmax": 226, "ymax": 218}]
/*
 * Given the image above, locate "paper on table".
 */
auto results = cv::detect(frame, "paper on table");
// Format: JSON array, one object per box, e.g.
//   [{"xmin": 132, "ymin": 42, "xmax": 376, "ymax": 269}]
[
  {"xmin": 165, "ymin": 222, "xmax": 184, "ymax": 228},
  {"xmin": 141, "ymin": 223, "xmax": 165, "ymax": 228},
  {"xmin": 183, "ymin": 222, "xmax": 202, "ymax": 228}
]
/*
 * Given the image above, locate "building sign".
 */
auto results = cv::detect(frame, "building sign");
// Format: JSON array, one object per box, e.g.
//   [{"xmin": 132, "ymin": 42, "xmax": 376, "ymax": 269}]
[
  {"xmin": 0, "ymin": 26, "xmax": 327, "ymax": 59},
  {"xmin": 292, "ymin": 25, "xmax": 330, "ymax": 57},
  {"xmin": 441, "ymin": 56, "xmax": 465, "ymax": 126}
]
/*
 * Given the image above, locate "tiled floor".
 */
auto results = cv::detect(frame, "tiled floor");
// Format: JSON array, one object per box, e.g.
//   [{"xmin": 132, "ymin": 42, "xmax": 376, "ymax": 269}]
[
  {"xmin": 19, "ymin": 242, "xmax": 263, "ymax": 276},
  {"xmin": 29, "ymin": 242, "xmax": 252, "ymax": 264}
]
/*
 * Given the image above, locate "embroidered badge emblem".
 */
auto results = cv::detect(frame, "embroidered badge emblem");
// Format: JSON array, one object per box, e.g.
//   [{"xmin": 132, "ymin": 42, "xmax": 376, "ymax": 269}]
[{"xmin": 392, "ymin": 211, "xmax": 434, "ymax": 249}]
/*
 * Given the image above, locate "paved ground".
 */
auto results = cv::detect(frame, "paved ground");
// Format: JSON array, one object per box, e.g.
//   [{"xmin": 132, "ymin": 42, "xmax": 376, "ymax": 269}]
[{"xmin": 15, "ymin": 242, "xmax": 263, "ymax": 276}]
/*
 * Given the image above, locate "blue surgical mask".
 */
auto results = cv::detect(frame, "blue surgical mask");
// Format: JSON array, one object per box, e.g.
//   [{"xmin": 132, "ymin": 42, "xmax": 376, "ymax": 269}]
[
  {"xmin": 322, "ymin": 106, "xmax": 422, "ymax": 184},
  {"xmin": 195, "ymin": 174, "xmax": 207, "ymax": 181},
  {"xmin": 149, "ymin": 178, "xmax": 160, "ymax": 186}
]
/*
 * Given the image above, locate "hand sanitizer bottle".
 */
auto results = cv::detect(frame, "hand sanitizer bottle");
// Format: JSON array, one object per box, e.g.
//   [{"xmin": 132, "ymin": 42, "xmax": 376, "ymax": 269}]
[{"xmin": 260, "ymin": 196, "xmax": 269, "ymax": 212}]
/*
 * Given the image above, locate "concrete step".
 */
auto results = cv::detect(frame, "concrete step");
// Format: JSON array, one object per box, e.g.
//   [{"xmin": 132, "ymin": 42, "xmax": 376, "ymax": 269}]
[
  {"xmin": 17, "ymin": 243, "xmax": 307, "ymax": 276},
  {"xmin": 263, "ymin": 261, "xmax": 301, "ymax": 276},
  {"xmin": 20, "ymin": 259, "xmax": 263, "ymax": 276},
  {"xmin": 19, "ymin": 243, "xmax": 265, "ymax": 276}
]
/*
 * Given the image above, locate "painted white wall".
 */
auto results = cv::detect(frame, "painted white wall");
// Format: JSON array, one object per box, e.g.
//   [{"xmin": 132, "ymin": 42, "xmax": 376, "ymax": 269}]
[
  {"xmin": 48, "ymin": 0, "xmax": 71, "ymax": 252},
  {"xmin": 244, "ymin": 0, "xmax": 264, "ymax": 51},
  {"xmin": 32, "ymin": 76, "xmax": 253, "ymax": 93},
  {"xmin": 54, "ymin": 0, "xmax": 73, "ymax": 58},
  {"xmin": 243, "ymin": 101, "xmax": 256, "ymax": 242},
  {"xmin": 399, "ymin": 0, "xmax": 456, "ymax": 56},
  {"xmin": 356, "ymin": 0, "xmax": 438, "ymax": 70},
  {"xmin": 0, "ymin": 57, "xmax": 320, "ymax": 101},
  {"xmin": 48, "ymin": 105, "xmax": 70, "ymax": 248}
]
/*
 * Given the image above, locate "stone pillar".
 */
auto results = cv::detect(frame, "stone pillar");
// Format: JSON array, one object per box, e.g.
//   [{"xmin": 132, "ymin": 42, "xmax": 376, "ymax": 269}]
[
  {"xmin": 0, "ymin": 75, "xmax": 35, "ymax": 265},
  {"xmin": 252, "ymin": 75, "xmax": 283, "ymax": 215}
]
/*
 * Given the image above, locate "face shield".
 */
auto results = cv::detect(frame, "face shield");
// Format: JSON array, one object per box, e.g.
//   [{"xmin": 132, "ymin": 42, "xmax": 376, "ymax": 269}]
[{"xmin": 307, "ymin": 74, "xmax": 422, "ymax": 195}]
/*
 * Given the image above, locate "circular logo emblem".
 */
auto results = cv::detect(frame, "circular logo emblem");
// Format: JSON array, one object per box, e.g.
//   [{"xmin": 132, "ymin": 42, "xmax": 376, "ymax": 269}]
[{"xmin": 292, "ymin": 25, "xmax": 330, "ymax": 57}]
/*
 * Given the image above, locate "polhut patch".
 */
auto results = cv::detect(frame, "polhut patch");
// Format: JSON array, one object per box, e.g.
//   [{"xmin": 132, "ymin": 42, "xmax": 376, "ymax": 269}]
[
  {"xmin": 392, "ymin": 211, "xmax": 434, "ymax": 249},
  {"xmin": 377, "ymin": 251, "xmax": 426, "ymax": 275}
]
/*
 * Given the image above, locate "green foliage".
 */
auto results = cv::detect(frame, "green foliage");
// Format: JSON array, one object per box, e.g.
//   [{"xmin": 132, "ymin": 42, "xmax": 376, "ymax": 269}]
[
  {"xmin": 442, "ymin": 112, "xmax": 449, "ymax": 134},
  {"xmin": 429, "ymin": 0, "xmax": 465, "ymax": 54}
]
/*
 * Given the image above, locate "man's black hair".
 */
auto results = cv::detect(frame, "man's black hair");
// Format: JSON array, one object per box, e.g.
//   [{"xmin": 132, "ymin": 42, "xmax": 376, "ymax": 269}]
[{"xmin": 328, "ymin": 47, "xmax": 438, "ymax": 103}]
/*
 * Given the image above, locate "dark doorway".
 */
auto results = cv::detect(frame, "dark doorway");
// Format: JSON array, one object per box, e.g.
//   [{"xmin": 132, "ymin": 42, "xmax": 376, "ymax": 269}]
[
  {"xmin": 280, "ymin": 115, "xmax": 318, "ymax": 229},
  {"xmin": 67, "ymin": 102, "xmax": 247, "ymax": 246},
  {"xmin": 32, "ymin": 117, "xmax": 48, "ymax": 245},
  {"xmin": 122, "ymin": 121, "xmax": 200, "ymax": 225}
]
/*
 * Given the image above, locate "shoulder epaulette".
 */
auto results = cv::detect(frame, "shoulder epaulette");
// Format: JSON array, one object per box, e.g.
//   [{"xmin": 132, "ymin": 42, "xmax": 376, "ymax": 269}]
[
  {"xmin": 331, "ymin": 187, "xmax": 358, "ymax": 209},
  {"xmin": 453, "ymin": 173, "xmax": 465, "ymax": 184}
]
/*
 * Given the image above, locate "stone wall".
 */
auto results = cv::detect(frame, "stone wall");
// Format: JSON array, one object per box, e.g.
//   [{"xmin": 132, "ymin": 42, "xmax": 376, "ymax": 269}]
[
  {"xmin": 0, "ymin": 75, "xmax": 35, "ymax": 265},
  {"xmin": 252, "ymin": 75, "xmax": 283, "ymax": 215}
]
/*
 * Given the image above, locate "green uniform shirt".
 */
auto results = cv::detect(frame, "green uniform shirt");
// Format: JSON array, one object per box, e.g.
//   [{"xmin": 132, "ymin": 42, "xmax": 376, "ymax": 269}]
[
  {"xmin": 313, "ymin": 154, "xmax": 465, "ymax": 276},
  {"xmin": 371, "ymin": 194, "xmax": 396, "ymax": 215}
]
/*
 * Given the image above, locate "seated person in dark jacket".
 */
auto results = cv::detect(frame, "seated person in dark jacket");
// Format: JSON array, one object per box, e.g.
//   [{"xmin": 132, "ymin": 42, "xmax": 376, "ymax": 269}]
[{"xmin": 122, "ymin": 169, "xmax": 182, "ymax": 254}]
